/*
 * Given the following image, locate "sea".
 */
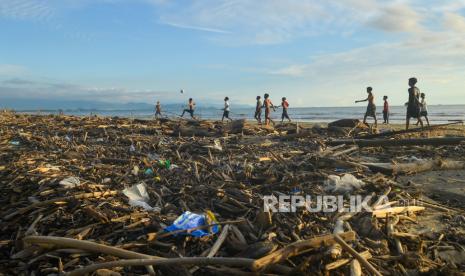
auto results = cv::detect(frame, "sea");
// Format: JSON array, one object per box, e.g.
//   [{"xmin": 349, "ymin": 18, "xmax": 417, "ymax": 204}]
[{"xmin": 19, "ymin": 104, "xmax": 465, "ymax": 124}]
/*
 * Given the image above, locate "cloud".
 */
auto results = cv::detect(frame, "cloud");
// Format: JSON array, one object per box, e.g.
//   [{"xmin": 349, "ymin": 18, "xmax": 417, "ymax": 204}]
[
  {"xmin": 0, "ymin": 0, "xmax": 54, "ymax": 21},
  {"xmin": 270, "ymin": 65, "xmax": 307, "ymax": 77},
  {"xmin": 368, "ymin": 3, "xmax": 423, "ymax": 33},
  {"xmin": 154, "ymin": 0, "xmax": 347, "ymax": 44},
  {"xmin": 161, "ymin": 21, "xmax": 231, "ymax": 34},
  {"xmin": 443, "ymin": 12, "xmax": 465, "ymax": 32},
  {"xmin": 0, "ymin": 64, "xmax": 27, "ymax": 76},
  {"xmin": 0, "ymin": 78, "xmax": 169, "ymax": 103}
]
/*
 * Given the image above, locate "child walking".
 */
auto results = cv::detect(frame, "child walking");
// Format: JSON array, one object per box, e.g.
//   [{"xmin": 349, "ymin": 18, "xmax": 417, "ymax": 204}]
[
  {"xmin": 222, "ymin": 97, "xmax": 233, "ymax": 122},
  {"xmin": 383, "ymin": 96, "xmax": 389, "ymax": 124},
  {"xmin": 355, "ymin": 86, "xmax": 378, "ymax": 127},
  {"xmin": 417, "ymin": 93, "xmax": 430, "ymax": 127},
  {"xmin": 280, "ymin": 97, "xmax": 291, "ymax": 123}
]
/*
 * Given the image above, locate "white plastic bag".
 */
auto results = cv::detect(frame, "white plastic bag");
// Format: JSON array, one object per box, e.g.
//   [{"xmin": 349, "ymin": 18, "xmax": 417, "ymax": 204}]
[
  {"xmin": 325, "ymin": 174, "xmax": 365, "ymax": 193},
  {"xmin": 59, "ymin": 177, "xmax": 82, "ymax": 189},
  {"xmin": 123, "ymin": 182, "xmax": 160, "ymax": 211}
]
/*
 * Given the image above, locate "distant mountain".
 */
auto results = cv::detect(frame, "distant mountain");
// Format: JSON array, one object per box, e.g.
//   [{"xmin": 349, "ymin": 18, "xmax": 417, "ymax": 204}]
[{"xmin": 0, "ymin": 98, "xmax": 253, "ymax": 111}]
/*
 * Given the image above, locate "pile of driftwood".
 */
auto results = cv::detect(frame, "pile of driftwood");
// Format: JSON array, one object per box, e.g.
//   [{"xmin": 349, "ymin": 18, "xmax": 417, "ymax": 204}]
[{"xmin": 0, "ymin": 112, "xmax": 464, "ymax": 275}]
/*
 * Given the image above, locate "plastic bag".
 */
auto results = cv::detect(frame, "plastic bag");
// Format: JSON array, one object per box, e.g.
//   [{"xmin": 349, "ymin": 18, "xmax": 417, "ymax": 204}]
[
  {"xmin": 59, "ymin": 177, "xmax": 81, "ymax": 189},
  {"xmin": 164, "ymin": 211, "xmax": 219, "ymax": 237},
  {"xmin": 123, "ymin": 182, "xmax": 160, "ymax": 211},
  {"xmin": 325, "ymin": 174, "xmax": 365, "ymax": 193}
]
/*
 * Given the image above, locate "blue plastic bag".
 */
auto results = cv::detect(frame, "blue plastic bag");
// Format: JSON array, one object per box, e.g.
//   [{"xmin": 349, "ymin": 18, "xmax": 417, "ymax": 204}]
[{"xmin": 164, "ymin": 211, "xmax": 219, "ymax": 237}]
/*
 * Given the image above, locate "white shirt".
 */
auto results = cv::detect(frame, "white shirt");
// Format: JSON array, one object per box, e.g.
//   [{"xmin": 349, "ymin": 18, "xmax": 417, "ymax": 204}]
[
  {"xmin": 224, "ymin": 101, "xmax": 230, "ymax": 111},
  {"xmin": 420, "ymin": 99, "xmax": 427, "ymax": 112}
]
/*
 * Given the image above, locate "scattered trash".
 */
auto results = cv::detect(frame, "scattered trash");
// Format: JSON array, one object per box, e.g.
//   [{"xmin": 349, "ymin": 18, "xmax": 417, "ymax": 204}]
[
  {"xmin": 147, "ymin": 153, "xmax": 160, "ymax": 161},
  {"xmin": 203, "ymin": 139, "xmax": 223, "ymax": 151},
  {"xmin": 164, "ymin": 211, "xmax": 219, "ymax": 237},
  {"xmin": 131, "ymin": 165, "xmax": 140, "ymax": 176},
  {"xmin": 122, "ymin": 182, "xmax": 160, "ymax": 212},
  {"xmin": 144, "ymin": 168, "xmax": 154, "ymax": 176},
  {"xmin": 59, "ymin": 177, "xmax": 81, "ymax": 189},
  {"xmin": 325, "ymin": 174, "xmax": 366, "ymax": 193},
  {"xmin": 9, "ymin": 141, "xmax": 20, "ymax": 146},
  {"xmin": 1, "ymin": 112, "xmax": 464, "ymax": 275},
  {"xmin": 158, "ymin": 160, "xmax": 171, "ymax": 169}
]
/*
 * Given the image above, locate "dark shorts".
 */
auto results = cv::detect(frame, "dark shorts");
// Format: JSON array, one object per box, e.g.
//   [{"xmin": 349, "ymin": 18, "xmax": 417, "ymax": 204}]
[
  {"xmin": 383, "ymin": 111, "xmax": 389, "ymax": 119},
  {"xmin": 420, "ymin": 111, "xmax": 428, "ymax": 117},
  {"xmin": 365, "ymin": 104, "xmax": 376, "ymax": 117},
  {"xmin": 183, "ymin": 109, "xmax": 194, "ymax": 117},
  {"xmin": 282, "ymin": 109, "xmax": 289, "ymax": 119},
  {"xmin": 407, "ymin": 105, "xmax": 420, "ymax": 119},
  {"xmin": 223, "ymin": 110, "xmax": 230, "ymax": 118}
]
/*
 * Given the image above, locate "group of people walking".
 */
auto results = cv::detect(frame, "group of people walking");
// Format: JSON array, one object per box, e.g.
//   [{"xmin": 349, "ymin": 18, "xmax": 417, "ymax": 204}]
[
  {"xmin": 154, "ymin": 93, "xmax": 292, "ymax": 126},
  {"xmin": 254, "ymin": 94, "xmax": 291, "ymax": 126},
  {"xmin": 356, "ymin": 77, "xmax": 430, "ymax": 130},
  {"xmin": 155, "ymin": 77, "xmax": 432, "ymax": 130}
]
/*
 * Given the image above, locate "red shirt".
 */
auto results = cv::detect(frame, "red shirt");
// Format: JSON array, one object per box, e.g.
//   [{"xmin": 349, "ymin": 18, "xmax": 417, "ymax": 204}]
[
  {"xmin": 383, "ymin": 101, "xmax": 389, "ymax": 112},
  {"xmin": 282, "ymin": 100, "xmax": 289, "ymax": 109}
]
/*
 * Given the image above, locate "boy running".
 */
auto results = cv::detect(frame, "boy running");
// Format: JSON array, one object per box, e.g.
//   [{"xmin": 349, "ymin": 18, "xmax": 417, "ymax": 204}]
[{"xmin": 180, "ymin": 98, "xmax": 196, "ymax": 119}]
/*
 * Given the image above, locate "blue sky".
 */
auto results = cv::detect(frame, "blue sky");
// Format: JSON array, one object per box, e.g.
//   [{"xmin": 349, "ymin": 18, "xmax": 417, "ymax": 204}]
[{"xmin": 1, "ymin": 0, "xmax": 465, "ymax": 107}]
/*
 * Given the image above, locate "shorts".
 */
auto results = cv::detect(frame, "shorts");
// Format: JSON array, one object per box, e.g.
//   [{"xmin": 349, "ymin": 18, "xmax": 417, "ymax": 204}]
[
  {"xmin": 223, "ymin": 110, "xmax": 230, "ymax": 118},
  {"xmin": 365, "ymin": 104, "xmax": 376, "ymax": 117},
  {"xmin": 420, "ymin": 111, "xmax": 428, "ymax": 117},
  {"xmin": 282, "ymin": 109, "xmax": 290, "ymax": 119},
  {"xmin": 383, "ymin": 111, "xmax": 389, "ymax": 120},
  {"xmin": 407, "ymin": 105, "xmax": 420, "ymax": 119}
]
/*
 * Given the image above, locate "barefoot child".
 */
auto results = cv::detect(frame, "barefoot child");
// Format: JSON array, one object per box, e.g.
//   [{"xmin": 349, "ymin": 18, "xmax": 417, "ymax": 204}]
[
  {"xmin": 254, "ymin": 96, "xmax": 262, "ymax": 124},
  {"xmin": 155, "ymin": 101, "xmax": 162, "ymax": 118},
  {"xmin": 280, "ymin": 97, "xmax": 291, "ymax": 123},
  {"xmin": 263, "ymin": 93, "xmax": 276, "ymax": 126},
  {"xmin": 180, "ymin": 98, "xmax": 196, "ymax": 119},
  {"xmin": 355, "ymin": 87, "xmax": 378, "ymax": 127},
  {"xmin": 417, "ymin": 93, "xmax": 430, "ymax": 127},
  {"xmin": 406, "ymin": 78, "xmax": 422, "ymax": 130},
  {"xmin": 222, "ymin": 97, "xmax": 233, "ymax": 122},
  {"xmin": 383, "ymin": 96, "xmax": 389, "ymax": 124}
]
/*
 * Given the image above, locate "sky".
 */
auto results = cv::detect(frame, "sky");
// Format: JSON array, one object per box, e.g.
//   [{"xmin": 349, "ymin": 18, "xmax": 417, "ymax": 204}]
[{"xmin": 1, "ymin": 0, "xmax": 465, "ymax": 108}]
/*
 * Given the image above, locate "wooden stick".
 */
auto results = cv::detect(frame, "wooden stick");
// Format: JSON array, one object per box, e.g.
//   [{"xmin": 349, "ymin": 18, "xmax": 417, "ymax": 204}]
[
  {"xmin": 23, "ymin": 236, "xmax": 160, "ymax": 275},
  {"xmin": 4, "ymin": 191, "xmax": 119, "ymax": 220},
  {"xmin": 325, "ymin": 250, "xmax": 372, "ymax": 271},
  {"xmin": 207, "ymin": 224, "xmax": 231, "ymax": 257},
  {"xmin": 329, "ymin": 137, "xmax": 465, "ymax": 147},
  {"xmin": 333, "ymin": 234, "xmax": 382, "ymax": 276},
  {"xmin": 372, "ymin": 206, "xmax": 425, "ymax": 218},
  {"xmin": 66, "ymin": 257, "xmax": 256, "ymax": 276},
  {"xmin": 350, "ymin": 259, "xmax": 362, "ymax": 276},
  {"xmin": 358, "ymin": 121, "xmax": 463, "ymax": 139},
  {"xmin": 387, "ymin": 217, "xmax": 404, "ymax": 255},
  {"xmin": 252, "ymin": 231, "xmax": 355, "ymax": 271},
  {"xmin": 328, "ymin": 219, "xmax": 345, "ymax": 259}
]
